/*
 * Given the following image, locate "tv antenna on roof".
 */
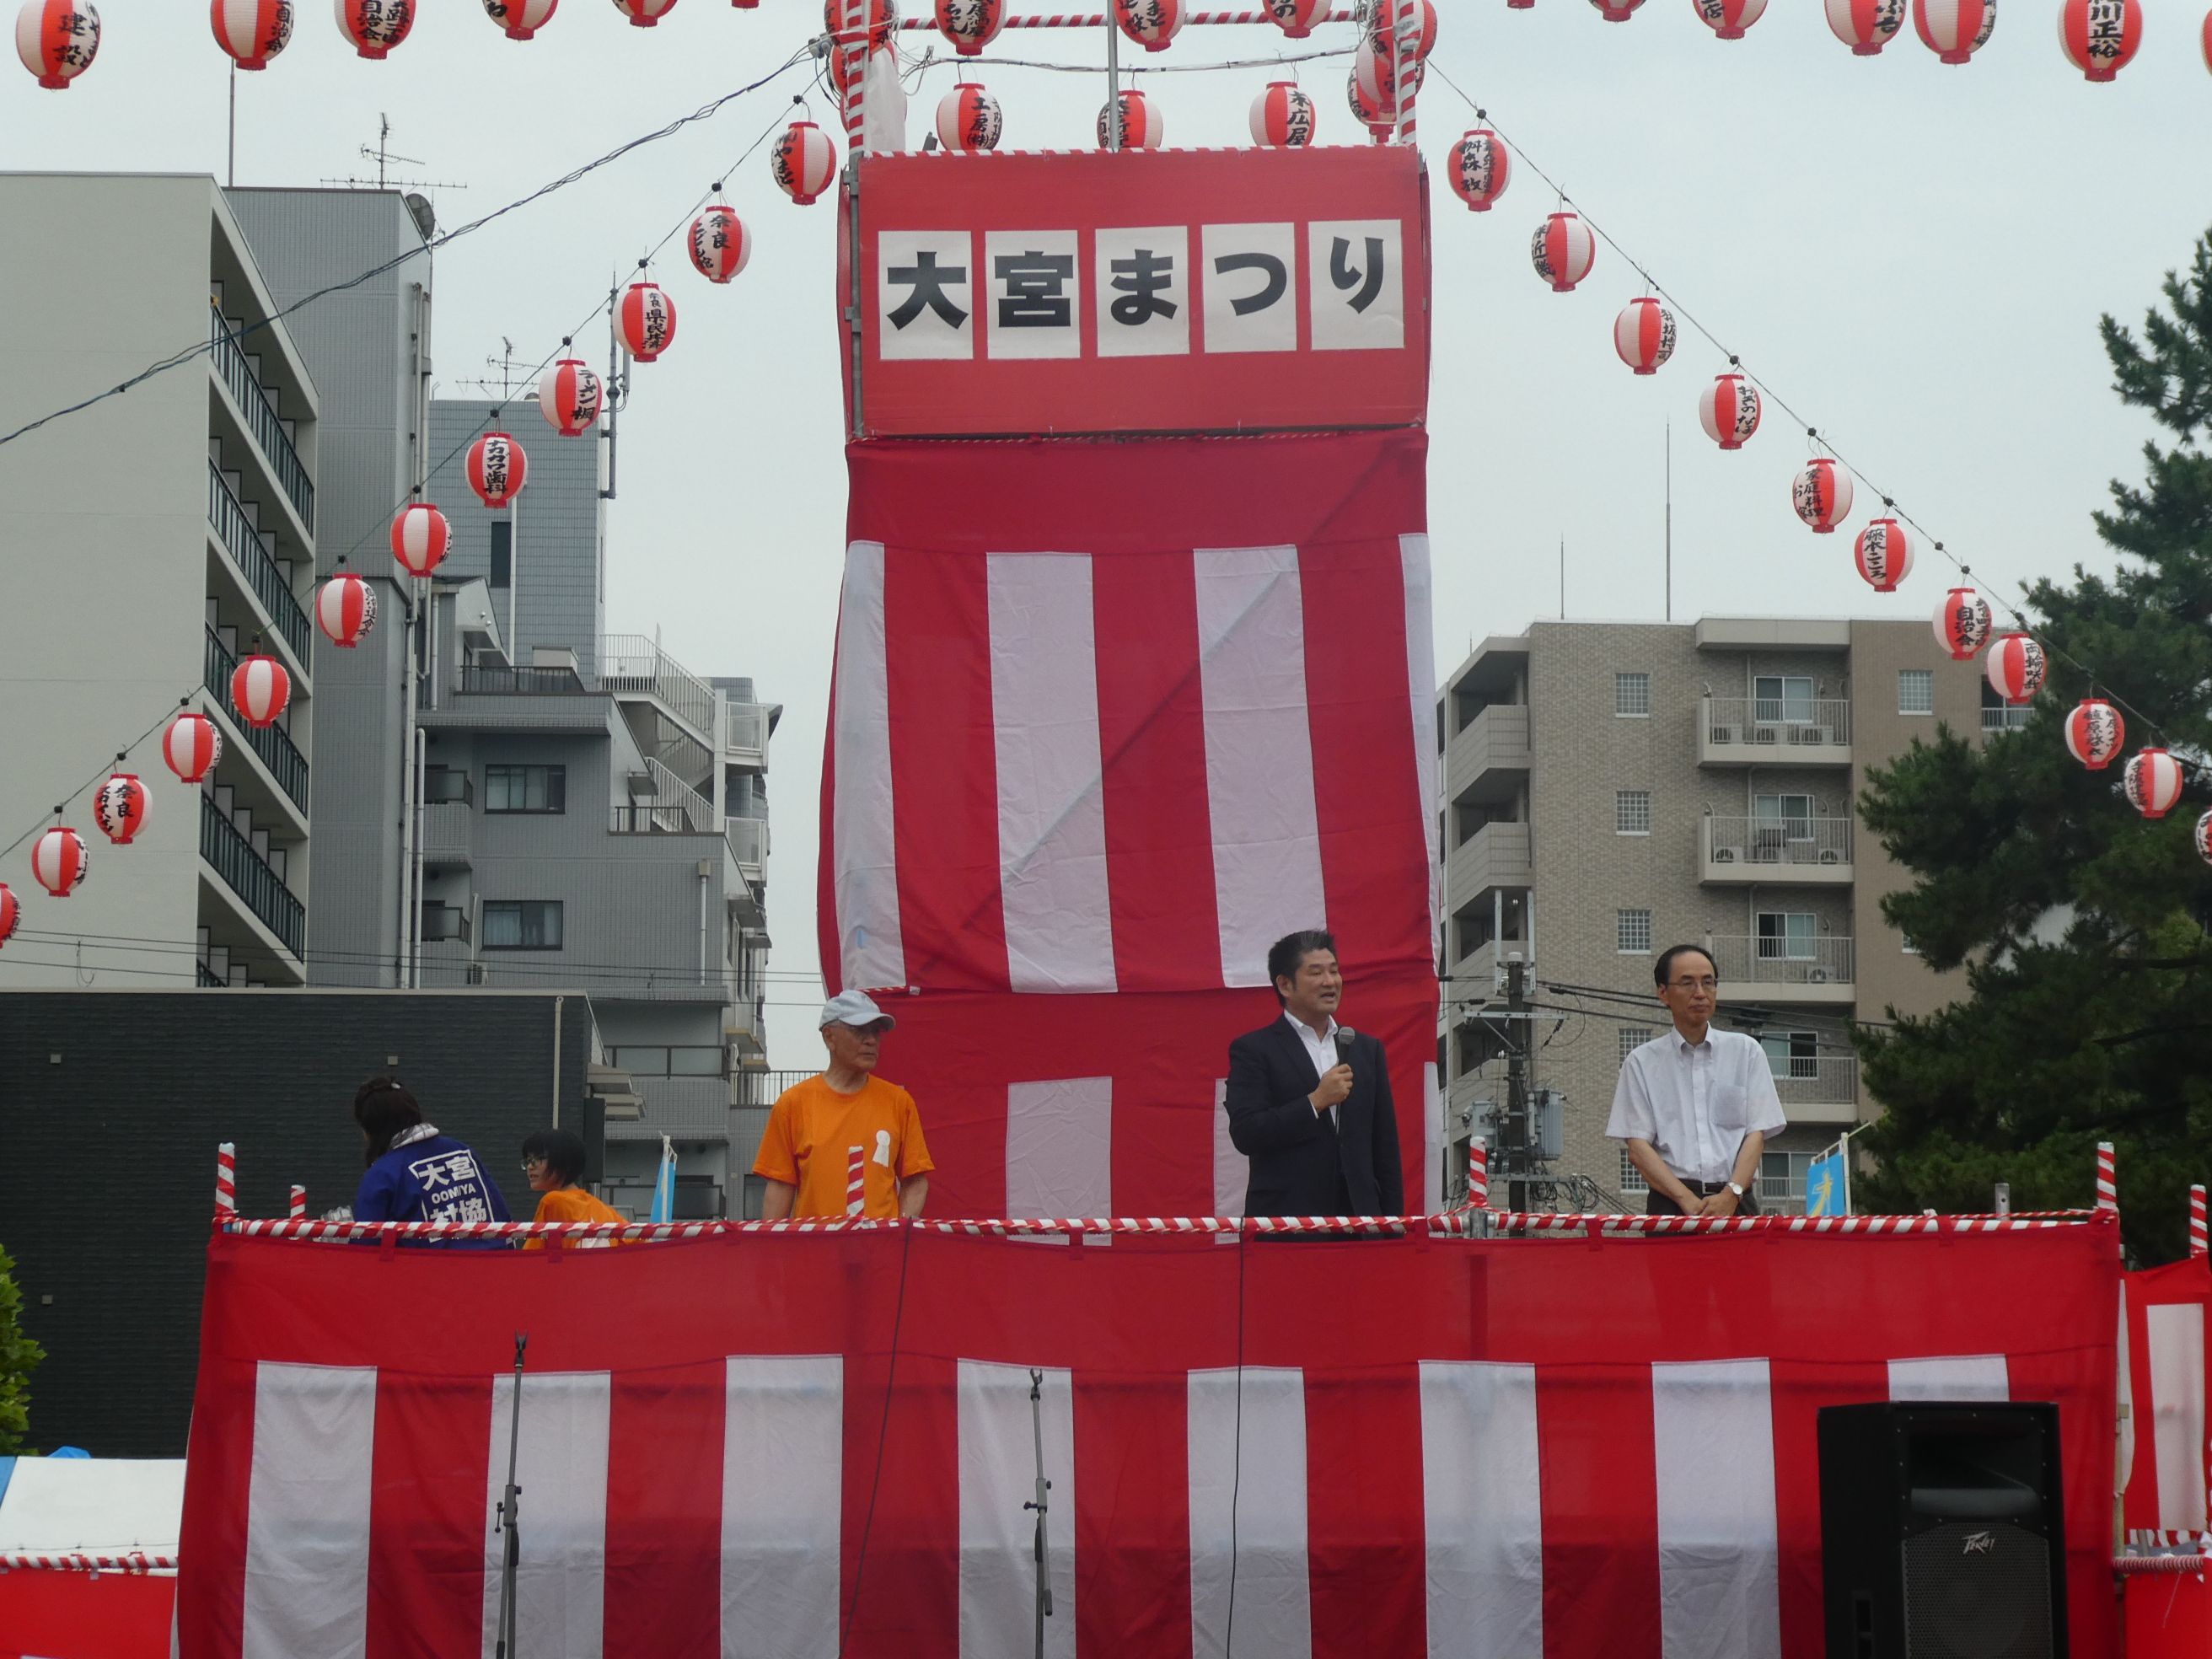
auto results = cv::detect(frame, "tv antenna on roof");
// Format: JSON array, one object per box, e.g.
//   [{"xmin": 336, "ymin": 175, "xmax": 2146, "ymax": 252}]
[
  {"xmin": 463, "ymin": 339, "xmax": 533, "ymax": 401},
  {"xmin": 319, "ymin": 114, "xmax": 465, "ymax": 197}
]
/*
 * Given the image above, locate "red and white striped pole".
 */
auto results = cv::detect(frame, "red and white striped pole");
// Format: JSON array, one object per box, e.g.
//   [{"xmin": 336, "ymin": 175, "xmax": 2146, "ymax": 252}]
[
  {"xmin": 2096, "ymin": 1141, "xmax": 2118, "ymax": 1214},
  {"xmin": 1467, "ymin": 1136, "xmax": 1489, "ymax": 1209},
  {"xmin": 288, "ymin": 1184, "xmax": 306, "ymax": 1221},
  {"xmin": 2189, "ymin": 1184, "xmax": 2207, "ymax": 1262},
  {"xmin": 837, "ymin": 0, "xmax": 867, "ymax": 153},
  {"xmin": 846, "ymin": 1145, "xmax": 867, "ymax": 1216},
  {"xmin": 214, "ymin": 1141, "xmax": 236, "ymax": 1221}
]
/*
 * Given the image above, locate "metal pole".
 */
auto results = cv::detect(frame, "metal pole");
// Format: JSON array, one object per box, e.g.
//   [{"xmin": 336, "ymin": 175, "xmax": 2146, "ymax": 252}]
[
  {"xmin": 494, "ymin": 1332, "xmax": 528, "ymax": 1658},
  {"xmin": 1504, "ymin": 955, "xmax": 1529, "ymax": 1212},
  {"xmin": 1023, "ymin": 1368, "xmax": 1054, "ymax": 1659},
  {"xmin": 1104, "ymin": 14, "xmax": 1120, "ymax": 150},
  {"xmin": 1664, "ymin": 422, "xmax": 1672, "ymax": 623},
  {"xmin": 228, "ymin": 66, "xmax": 237, "ymax": 187},
  {"xmin": 602, "ymin": 284, "xmax": 621, "ymax": 502}
]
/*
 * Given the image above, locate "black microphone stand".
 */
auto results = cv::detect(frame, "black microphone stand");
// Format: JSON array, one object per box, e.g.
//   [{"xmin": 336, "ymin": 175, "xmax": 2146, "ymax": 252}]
[
  {"xmin": 494, "ymin": 1332, "xmax": 529, "ymax": 1659},
  {"xmin": 1023, "ymin": 1367, "xmax": 1054, "ymax": 1659}
]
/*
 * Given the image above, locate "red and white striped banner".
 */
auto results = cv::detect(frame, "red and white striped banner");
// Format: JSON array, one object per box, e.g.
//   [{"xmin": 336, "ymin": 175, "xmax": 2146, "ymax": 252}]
[
  {"xmin": 2124, "ymin": 1254, "xmax": 2212, "ymax": 1547},
  {"xmin": 175, "ymin": 1222, "xmax": 2122, "ymax": 1656}
]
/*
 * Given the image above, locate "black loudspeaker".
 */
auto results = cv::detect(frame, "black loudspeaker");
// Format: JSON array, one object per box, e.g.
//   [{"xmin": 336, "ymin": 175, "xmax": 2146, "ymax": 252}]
[{"xmin": 1817, "ymin": 1402, "xmax": 2067, "ymax": 1659}]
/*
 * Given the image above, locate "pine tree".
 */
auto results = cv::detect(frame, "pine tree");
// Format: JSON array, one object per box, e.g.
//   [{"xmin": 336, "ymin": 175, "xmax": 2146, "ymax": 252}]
[
  {"xmin": 0, "ymin": 1240, "xmax": 46, "ymax": 1454},
  {"xmin": 1855, "ymin": 232, "xmax": 2212, "ymax": 1263}
]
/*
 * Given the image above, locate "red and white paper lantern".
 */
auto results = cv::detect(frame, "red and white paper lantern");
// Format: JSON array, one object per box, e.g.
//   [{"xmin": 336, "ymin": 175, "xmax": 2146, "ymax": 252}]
[
  {"xmin": 1592, "ymin": 0, "xmax": 1646, "ymax": 19},
  {"xmin": 2064, "ymin": 699, "xmax": 2125, "ymax": 770},
  {"xmin": 1613, "ymin": 298, "xmax": 1676, "ymax": 375},
  {"xmin": 538, "ymin": 360, "xmax": 602, "ymax": 437},
  {"xmin": 484, "ymin": 0, "xmax": 557, "ymax": 39},
  {"xmin": 211, "ymin": 0, "xmax": 292, "ymax": 68},
  {"xmin": 391, "ymin": 502, "xmax": 451, "ymax": 577},
  {"xmin": 315, "ymin": 571, "xmax": 379, "ymax": 648},
  {"xmin": 16, "ymin": 0, "xmax": 98, "ymax": 87},
  {"xmin": 1826, "ymin": 0, "xmax": 1905, "ymax": 52},
  {"xmin": 0, "ymin": 883, "xmax": 16, "ymax": 948},
  {"xmin": 1853, "ymin": 518, "xmax": 1913, "ymax": 592},
  {"xmin": 612, "ymin": 0, "xmax": 676, "ymax": 24},
  {"xmin": 1447, "ymin": 128, "xmax": 1509, "ymax": 212},
  {"xmin": 31, "ymin": 827, "xmax": 87, "ymax": 898},
  {"xmin": 1792, "ymin": 457, "xmax": 1854, "ymax": 534},
  {"xmin": 2123, "ymin": 747, "xmax": 2184, "ymax": 820},
  {"xmin": 1913, "ymin": 0, "xmax": 1995, "ymax": 63},
  {"xmin": 688, "ymin": 206, "xmax": 750, "ymax": 282},
  {"xmin": 1932, "ymin": 586, "xmax": 1993, "ymax": 660},
  {"xmin": 1112, "ymin": 0, "xmax": 1183, "ymax": 52},
  {"xmin": 2193, "ymin": 809, "xmax": 2212, "ymax": 867},
  {"xmin": 163, "ymin": 711, "xmax": 223, "ymax": 784},
  {"xmin": 335, "ymin": 0, "xmax": 411, "ymax": 57},
  {"xmin": 933, "ymin": 0, "xmax": 1000, "ymax": 54},
  {"xmin": 230, "ymin": 654, "xmax": 291, "ymax": 728},
  {"xmin": 1347, "ymin": 65, "xmax": 1391, "ymax": 138},
  {"xmin": 937, "ymin": 82, "xmax": 1002, "ymax": 151},
  {"xmin": 1099, "ymin": 88, "xmax": 1163, "ymax": 150},
  {"xmin": 619, "ymin": 282, "xmax": 678, "ymax": 363},
  {"xmin": 1264, "ymin": 0, "xmax": 1326, "ymax": 37},
  {"xmin": 1353, "ymin": 36, "xmax": 1424, "ymax": 116},
  {"xmin": 1532, "ymin": 212, "xmax": 1595, "ymax": 293},
  {"xmin": 1250, "ymin": 82, "xmax": 1317, "ymax": 148},
  {"xmin": 1985, "ymin": 632, "xmax": 2046, "ymax": 703},
  {"xmin": 465, "ymin": 432, "xmax": 529, "ymax": 508},
  {"xmin": 2204, "ymin": 9, "xmax": 2212, "ymax": 74},
  {"xmin": 771, "ymin": 121, "xmax": 837, "ymax": 205},
  {"xmin": 94, "ymin": 772, "xmax": 148, "ymax": 846},
  {"xmin": 826, "ymin": 0, "xmax": 896, "ymax": 48},
  {"xmin": 1368, "ymin": 0, "xmax": 1437, "ymax": 59},
  {"xmin": 2059, "ymin": 0, "xmax": 2141, "ymax": 82},
  {"xmin": 1699, "ymin": 373, "xmax": 1761, "ymax": 450},
  {"xmin": 1694, "ymin": 0, "xmax": 1767, "ymax": 38}
]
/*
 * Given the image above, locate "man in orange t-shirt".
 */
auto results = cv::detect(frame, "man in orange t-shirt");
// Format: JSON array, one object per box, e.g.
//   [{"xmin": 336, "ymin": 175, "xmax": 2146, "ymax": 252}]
[{"xmin": 754, "ymin": 990, "xmax": 934, "ymax": 1219}]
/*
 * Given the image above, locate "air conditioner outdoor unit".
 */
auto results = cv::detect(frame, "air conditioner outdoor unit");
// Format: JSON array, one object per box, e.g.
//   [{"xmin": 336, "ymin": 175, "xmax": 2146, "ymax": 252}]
[
  {"xmin": 1753, "ymin": 727, "xmax": 1780, "ymax": 744},
  {"xmin": 1710, "ymin": 727, "xmax": 1735, "ymax": 744},
  {"xmin": 1807, "ymin": 967, "xmax": 1830, "ymax": 983},
  {"xmin": 1818, "ymin": 849, "xmax": 1842, "ymax": 865},
  {"xmin": 1713, "ymin": 847, "xmax": 1738, "ymax": 863}
]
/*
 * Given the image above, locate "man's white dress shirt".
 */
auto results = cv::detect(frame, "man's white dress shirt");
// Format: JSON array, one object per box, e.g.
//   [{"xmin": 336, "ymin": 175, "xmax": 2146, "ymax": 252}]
[
  {"xmin": 1605, "ymin": 1027, "xmax": 1788, "ymax": 1185},
  {"xmin": 1282, "ymin": 1011, "xmax": 1341, "ymax": 1126}
]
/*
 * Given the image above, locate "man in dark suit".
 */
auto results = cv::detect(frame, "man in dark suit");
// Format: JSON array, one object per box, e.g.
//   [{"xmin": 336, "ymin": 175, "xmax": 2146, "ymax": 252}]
[{"xmin": 1224, "ymin": 929, "xmax": 1404, "ymax": 1217}]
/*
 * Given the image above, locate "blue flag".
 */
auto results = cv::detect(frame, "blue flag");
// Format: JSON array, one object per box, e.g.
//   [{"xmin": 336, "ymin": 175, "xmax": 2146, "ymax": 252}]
[
  {"xmin": 1805, "ymin": 1145, "xmax": 1850, "ymax": 1217},
  {"xmin": 648, "ymin": 1135, "xmax": 678, "ymax": 1225}
]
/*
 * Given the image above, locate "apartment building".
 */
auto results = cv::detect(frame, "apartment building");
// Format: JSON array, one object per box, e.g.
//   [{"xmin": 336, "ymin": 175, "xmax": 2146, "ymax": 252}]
[
  {"xmin": 0, "ymin": 175, "xmax": 319, "ymax": 988},
  {"xmin": 1438, "ymin": 616, "xmax": 2002, "ymax": 1212}
]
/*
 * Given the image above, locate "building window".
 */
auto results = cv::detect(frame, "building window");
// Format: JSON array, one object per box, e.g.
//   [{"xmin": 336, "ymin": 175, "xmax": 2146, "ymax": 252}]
[
  {"xmin": 1756, "ymin": 911, "xmax": 1818, "ymax": 960},
  {"xmin": 485, "ymin": 764, "xmax": 566, "ymax": 813},
  {"xmin": 1898, "ymin": 669, "xmax": 1934, "ymax": 715},
  {"xmin": 1758, "ymin": 1030, "xmax": 1818, "ymax": 1081},
  {"xmin": 482, "ymin": 900, "xmax": 563, "ymax": 951},
  {"xmin": 490, "ymin": 521, "xmax": 513, "ymax": 588},
  {"xmin": 1618, "ymin": 1026, "xmax": 1656, "ymax": 1063},
  {"xmin": 1617, "ymin": 909, "xmax": 1652, "ymax": 954},
  {"xmin": 1619, "ymin": 1149, "xmax": 1649, "ymax": 1194},
  {"xmin": 1614, "ymin": 672, "xmax": 1651, "ymax": 717},
  {"xmin": 1753, "ymin": 674, "xmax": 1815, "ymax": 725},
  {"xmin": 1753, "ymin": 792, "xmax": 1815, "ymax": 840},
  {"xmin": 1616, "ymin": 790, "xmax": 1652, "ymax": 835}
]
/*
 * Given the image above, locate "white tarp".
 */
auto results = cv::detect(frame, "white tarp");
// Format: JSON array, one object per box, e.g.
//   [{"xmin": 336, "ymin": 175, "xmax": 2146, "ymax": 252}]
[{"xmin": 0, "ymin": 1457, "xmax": 184, "ymax": 1554}]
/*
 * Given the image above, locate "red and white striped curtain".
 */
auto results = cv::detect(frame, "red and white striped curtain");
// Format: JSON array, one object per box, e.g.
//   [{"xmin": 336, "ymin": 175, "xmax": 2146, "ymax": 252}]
[{"xmin": 2123, "ymin": 1255, "xmax": 2212, "ymax": 1544}]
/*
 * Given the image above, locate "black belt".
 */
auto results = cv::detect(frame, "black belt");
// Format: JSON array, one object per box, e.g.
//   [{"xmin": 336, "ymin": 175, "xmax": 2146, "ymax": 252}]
[{"xmin": 1678, "ymin": 1179, "xmax": 1737, "ymax": 1195}]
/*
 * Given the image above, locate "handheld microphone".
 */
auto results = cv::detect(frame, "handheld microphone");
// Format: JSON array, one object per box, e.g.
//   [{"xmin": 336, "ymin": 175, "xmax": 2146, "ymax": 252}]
[{"xmin": 1334, "ymin": 1026, "xmax": 1356, "ymax": 1060}]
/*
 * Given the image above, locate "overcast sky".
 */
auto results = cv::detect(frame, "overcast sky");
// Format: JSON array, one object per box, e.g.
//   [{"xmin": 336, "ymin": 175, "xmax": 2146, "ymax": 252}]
[{"xmin": 15, "ymin": 2, "xmax": 2208, "ymax": 1057}]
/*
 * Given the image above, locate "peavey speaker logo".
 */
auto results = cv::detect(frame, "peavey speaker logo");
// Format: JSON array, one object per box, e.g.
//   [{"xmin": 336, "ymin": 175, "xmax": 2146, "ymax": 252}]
[{"xmin": 1962, "ymin": 1531, "xmax": 1997, "ymax": 1556}]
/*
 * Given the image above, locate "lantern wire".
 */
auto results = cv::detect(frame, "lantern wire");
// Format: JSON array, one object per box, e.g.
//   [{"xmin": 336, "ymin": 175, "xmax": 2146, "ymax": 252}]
[
  {"xmin": 1425, "ymin": 58, "xmax": 2189, "ymax": 771},
  {"xmin": 0, "ymin": 696, "xmax": 196, "ymax": 866}
]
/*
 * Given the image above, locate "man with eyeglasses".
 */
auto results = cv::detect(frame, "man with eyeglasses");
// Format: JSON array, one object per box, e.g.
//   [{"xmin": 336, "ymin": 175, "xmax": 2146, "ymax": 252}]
[{"xmin": 1606, "ymin": 943, "xmax": 1786, "ymax": 1217}]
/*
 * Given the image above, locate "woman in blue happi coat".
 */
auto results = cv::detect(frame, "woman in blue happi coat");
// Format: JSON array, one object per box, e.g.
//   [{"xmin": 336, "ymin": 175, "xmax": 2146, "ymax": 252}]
[{"xmin": 352, "ymin": 1076, "xmax": 513, "ymax": 1243}]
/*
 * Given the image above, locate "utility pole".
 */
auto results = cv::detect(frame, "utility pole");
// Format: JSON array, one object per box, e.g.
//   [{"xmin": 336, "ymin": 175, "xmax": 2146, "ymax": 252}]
[{"xmin": 1503, "ymin": 954, "xmax": 1531, "ymax": 1211}]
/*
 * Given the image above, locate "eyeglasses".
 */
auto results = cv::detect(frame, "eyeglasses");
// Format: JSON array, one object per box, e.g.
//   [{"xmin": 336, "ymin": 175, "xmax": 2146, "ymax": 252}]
[
  {"xmin": 521, "ymin": 1156, "xmax": 548, "ymax": 1172},
  {"xmin": 1667, "ymin": 977, "xmax": 1720, "ymax": 992}
]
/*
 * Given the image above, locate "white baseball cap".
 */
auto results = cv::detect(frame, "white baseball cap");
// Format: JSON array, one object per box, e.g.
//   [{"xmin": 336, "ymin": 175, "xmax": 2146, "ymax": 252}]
[{"xmin": 819, "ymin": 989, "xmax": 896, "ymax": 1031}]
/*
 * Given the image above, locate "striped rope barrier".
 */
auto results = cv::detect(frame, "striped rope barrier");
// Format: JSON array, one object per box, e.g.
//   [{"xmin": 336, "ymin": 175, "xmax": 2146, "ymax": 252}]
[{"xmin": 0, "ymin": 1552, "xmax": 175, "ymax": 1574}]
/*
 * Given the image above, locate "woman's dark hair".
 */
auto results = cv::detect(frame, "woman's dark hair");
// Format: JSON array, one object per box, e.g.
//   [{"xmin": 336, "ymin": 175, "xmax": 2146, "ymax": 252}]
[
  {"xmin": 521, "ymin": 1127, "xmax": 587, "ymax": 1187},
  {"xmin": 353, "ymin": 1076, "xmax": 425, "ymax": 1167}
]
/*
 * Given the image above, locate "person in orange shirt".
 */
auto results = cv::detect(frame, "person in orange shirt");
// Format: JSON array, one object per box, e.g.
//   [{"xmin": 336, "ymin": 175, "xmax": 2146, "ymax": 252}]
[
  {"xmin": 754, "ymin": 991, "xmax": 933, "ymax": 1219},
  {"xmin": 520, "ymin": 1128, "xmax": 630, "ymax": 1248}
]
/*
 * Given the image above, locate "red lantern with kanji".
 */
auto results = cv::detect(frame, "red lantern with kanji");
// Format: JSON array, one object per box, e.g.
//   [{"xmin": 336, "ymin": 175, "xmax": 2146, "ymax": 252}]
[
  {"xmin": 1113, "ymin": 0, "xmax": 1182, "ymax": 52},
  {"xmin": 31, "ymin": 827, "xmax": 87, "ymax": 897},
  {"xmin": 164, "ymin": 711, "xmax": 223, "ymax": 783},
  {"xmin": 1353, "ymin": 35, "xmax": 1423, "ymax": 118},
  {"xmin": 1347, "ymin": 66, "xmax": 1391, "ymax": 139},
  {"xmin": 1932, "ymin": 586, "xmax": 1993, "ymax": 660},
  {"xmin": 1250, "ymin": 82, "xmax": 1316, "ymax": 148},
  {"xmin": 391, "ymin": 502, "xmax": 451, "ymax": 577},
  {"xmin": 1792, "ymin": 458, "xmax": 1854, "ymax": 534},
  {"xmin": 1913, "ymin": 0, "xmax": 1994, "ymax": 63},
  {"xmin": 2193, "ymin": 808, "xmax": 2212, "ymax": 867},
  {"xmin": 1447, "ymin": 128, "xmax": 1509, "ymax": 212},
  {"xmin": 466, "ymin": 432, "xmax": 529, "ymax": 508},
  {"xmin": 1368, "ymin": 0, "xmax": 1438, "ymax": 59},
  {"xmin": 1985, "ymin": 632, "xmax": 2046, "ymax": 703},
  {"xmin": 94, "ymin": 772, "xmax": 148, "ymax": 846},
  {"xmin": 334, "ymin": 0, "xmax": 411, "ymax": 57},
  {"xmin": 1592, "ymin": 0, "xmax": 1646, "ymax": 19},
  {"xmin": 937, "ymin": 83, "xmax": 1002, "ymax": 152},
  {"xmin": 1532, "ymin": 212, "xmax": 1595, "ymax": 293},
  {"xmin": 1694, "ymin": 0, "xmax": 1766, "ymax": 37},
  {"xmin": 1613, "ymin": 298, "xmax": 1675, "ymax": 375},
  {"xmin": 611, "ymin": 0, "xmax": 675, "ymax": 24},
  {"xmin": 934, "ymin": 0, "xmax": 1000, "ymax": 54},
  {"xmin": 825, "ymin": 0, "xmax": 895, "ymax": 47},
  {"xmin": 211, "ymin": 0, "xmax": 292, "ymax": 68},
  {"xmin": 1099, "ymin": 88, "xmax": 1162, "ymax": 150},
  {"xmin": 484, "ymin": 0, "xmax": 556, "ymax": 39},
  {"xmin": 1264, "ymin": 0, "xmax": 1325, "ymax": 37},
  {"xmin": 1826, "ymin": 0, "xmax": 1904, "ymax": 52},
  {"xmin": 2123, "ymin": 747, "xmax": 2184, "ymax": 819},
  {"xmin": 2204, "ymin": 9, "xmax": 2212, "ymax": 74},
  {"xmin": 2064, "ymin": 698, "xmax": 2125, "ymax": 770},
  {"xmin": 772, "ymin": 121, "xmax": 838, "ymax": 205},
  {"xmin": 538, "ymin": 359, "xmax": 602, "ymax": 437},
  {"xmin": 230, "ymin": 654, "xmax": 291, "ymax": 728},
  {"xmin": 315, "ymin": 571, "xmax": 379, "ymax": 648},
  {"xmin": 619, "ymin": 282, "xmax": 678, "ymax": 363},
  {"xmin": 2059, "ymin": 0, "xmax": 2141, "ymax": 81},
  {"xmin": 1854, "ymin": 518, "xmax": 1913, "ymax": 592},
  {"xmin": 689, "ymin": 206, "xmax": 750, "ymax": 282},
  {"xmin": 16, "ymin": 0, "xmax": 99, "ymax": 87},
  {"xmin": 1699, "ymin": 373, "xmax": 1761, "ymax": 450},
  {"xmin": 0, "ymin": 883, "xmax": 16, "ymax": 948}
]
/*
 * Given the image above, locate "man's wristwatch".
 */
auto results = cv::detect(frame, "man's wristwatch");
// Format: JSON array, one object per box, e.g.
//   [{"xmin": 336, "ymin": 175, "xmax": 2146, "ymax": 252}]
[{"xmin": 1726, "ymin": 1181, "xmax": 1746, "ymax": 1199}]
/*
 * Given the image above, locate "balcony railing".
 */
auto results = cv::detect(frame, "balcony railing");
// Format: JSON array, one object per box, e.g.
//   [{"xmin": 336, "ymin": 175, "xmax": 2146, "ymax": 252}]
[
  {"xmin": 1981, "ymin": 704, "xmax": 2032, "ymax": 733},
  {"xmin": 200, "ymin": 792, "xmax": 304, "ymax": 959},
  {"xmin": 204, "ymin": 626, "xmax": 309, "ymax": 813},
  {"xmin": 1705, "ymin": 934, "xmax": 1855, "ymax": 989},
  {"xmin": 601, "ymin": 634, "xmax": 717, "ymax": 738},
  {"xmin": 1704, "ymin": 814, "xmax": 1854, "ymax": 869},
  {"xmin": 605, "ymin": 1044, "xmax": 732, "ymax": 1079},
  {"xmin": 458, "ymin": 664, "xmax": 585, "ymax": 695},
  {"xmin": 724, "ymin": 701, "xmax": 772, "ymax": 762},
  {"xmin": 421, "ymin": 904, "xmax": 471, "ymax": 945},
  {"xmin": 1704, "ymin": 696, "xmax": 1853, "ymax": 748},
  {"xmin": 1772, "ymin": 1055, "xmax": 1860, "ymax": 1108},
  {"xmin": 207, "ymin": 461, "xmax": 311, "ymax": 662},
  {"xmin": 210, "ymin": 306, "xmax": 314, "ymax": 532},
  {"xmin": 610, "ymin": 804, "xmax": 703, "ymax": 835},
  {"xmin": 196, "ymin": 961, "xmax": 226, "ymax": 988},
  {"xmin": 725, "ymin": 815, "xmax": 768, "ymax": 870}
]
